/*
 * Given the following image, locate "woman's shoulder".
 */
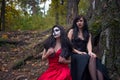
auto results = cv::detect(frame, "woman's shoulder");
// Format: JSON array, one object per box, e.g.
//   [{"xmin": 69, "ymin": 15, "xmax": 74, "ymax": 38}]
[
  {"xmin": 67, "ymin": 29, "xmax": 74, "ymax": 40},
  {"xmin": 68, "ymin": 29, "xmax": 73, "ymax": 33},
  {"xmin": 67, "ymin": 29, "xmax": 74, "ymax": 36}
]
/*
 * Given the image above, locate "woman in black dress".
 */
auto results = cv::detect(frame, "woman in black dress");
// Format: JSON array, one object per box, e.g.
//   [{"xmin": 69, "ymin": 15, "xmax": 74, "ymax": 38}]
[{"xmin": 67, "ymin": 15, "xmax": 110, "ymax": 80}]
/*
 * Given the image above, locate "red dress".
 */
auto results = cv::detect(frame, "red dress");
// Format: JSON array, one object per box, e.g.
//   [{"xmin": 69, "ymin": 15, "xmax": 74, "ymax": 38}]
[{"xmin": 37, "ymin": 49, "xmax": 72, "ymax": 80}]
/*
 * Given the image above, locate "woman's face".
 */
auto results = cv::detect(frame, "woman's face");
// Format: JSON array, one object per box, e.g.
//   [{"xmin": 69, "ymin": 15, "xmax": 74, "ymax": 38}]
[
  {"xmin": 53, "ymin": 27, "xmax": 61, "ymax": 38},
  {"xmin": 76, "ymin": 17, "xmax": 84, "ymax": 29}
]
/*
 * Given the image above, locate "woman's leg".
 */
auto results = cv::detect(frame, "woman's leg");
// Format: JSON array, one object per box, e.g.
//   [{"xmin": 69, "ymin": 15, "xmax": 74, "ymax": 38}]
[
  {"xmin": 89, "ymin": 56, "xmax": 97, "ymax": 80},
  {"xmin": 97, "ymin": 70, "xmax": 103, "ymax": 80},
  {"xmin": 89, "ymin": 56, "xmax": 104, "ymax": 80}
]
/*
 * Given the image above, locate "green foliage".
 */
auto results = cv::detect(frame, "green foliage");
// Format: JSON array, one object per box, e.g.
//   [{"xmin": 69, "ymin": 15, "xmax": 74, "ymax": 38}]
[
  {"xmin": 58, "ymin": 0, "xmax": 67, "ymax": 25},
  {"xmin": 5, "ymin": 5, "xmax": 54, "ymax": 31},
  {"xmin": 4, "ymin": 0, "xmax": 91, "ymax": 31},
  {"xmin": 12, "ymin": 14, "xmax": 54, "ymax": 31},
  {"xmin": 78, "ymin": 0, "xmax": 90, "ymax": 15},
  {"xmin": 17, "ymin": 0, "xmax": 43, "ymax": 15},
  {"xmin": 48, "ymin": 0, "xmax": 67, "ymax": 25},
  {"xmin": 89, "ymin": 16, "xmax": 102, "ymax": 35},
  {"xmin": 3, "ymin": 0, "xmax": 56, "ymax": 31},
  {"xmin": 3, "ymin": 0, "xmax": 91, "ymax": 31},
  {"xmin": 5, "ymin": 5, "xmax": 22, "ymax": 31}
]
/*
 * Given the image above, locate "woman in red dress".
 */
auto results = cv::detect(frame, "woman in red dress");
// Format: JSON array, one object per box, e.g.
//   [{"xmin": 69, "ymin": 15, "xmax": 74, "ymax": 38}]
[{"xmin": 37, "ymin": 25, "xmax": 72, "ymax": 80}]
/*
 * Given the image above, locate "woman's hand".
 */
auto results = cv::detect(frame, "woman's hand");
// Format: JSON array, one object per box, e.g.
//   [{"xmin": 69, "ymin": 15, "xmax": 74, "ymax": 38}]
[
  {"xmin": 78, "ymin": 52, "xmax": 87, "ymax": 55},
  {"xmin": 73, "ymin": 48, "xmax": 87, "ymax": 55},
  {"xmin": 59, "ymin": 56, "xmax": 65, "ymax": 63},
  {"xmin": 58, "ymin": 56, "xmax": 71, "ymax": 64},
  {"xmin": 88, "ymin": 52, "xmax": 96, "ymax": 58},
  {"xmin": 42, "ymin": 48, "xmax": 54, "ymax": 60},
  {"xmin": 46, "ymin": 48, "xmax": 55, "ymax": 57}
]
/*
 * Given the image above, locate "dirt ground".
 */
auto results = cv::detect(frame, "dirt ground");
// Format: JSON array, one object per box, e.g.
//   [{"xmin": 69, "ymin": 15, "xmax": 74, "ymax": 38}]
[{"xmin": 0, "ymin": 30, "xmax": 50, "ymax": 80}]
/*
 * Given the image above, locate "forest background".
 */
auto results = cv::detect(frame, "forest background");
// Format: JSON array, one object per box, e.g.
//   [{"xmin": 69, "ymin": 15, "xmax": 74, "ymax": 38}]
[{"xmin": 0, "ymin": 0, "xmax": 120, "ymax": 80}]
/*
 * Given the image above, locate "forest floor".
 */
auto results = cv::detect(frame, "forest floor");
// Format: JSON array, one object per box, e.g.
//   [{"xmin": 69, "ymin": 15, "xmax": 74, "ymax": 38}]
[{"xmin": 0, "ymin": 30, "xmax": 50, "ymax": 80}]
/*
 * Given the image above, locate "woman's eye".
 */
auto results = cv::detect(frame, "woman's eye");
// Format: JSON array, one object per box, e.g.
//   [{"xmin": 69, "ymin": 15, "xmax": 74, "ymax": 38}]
[
  {"xmin": 55, "ymin": 29, "xmax": 59, "ymax": 31},
  {"xmin": 77, "ymin": 20, "xmax": 83, "ymax": 22},
  {"xmin": 80, "ymin": 20, "xmax": 83, "ymax": 22}
]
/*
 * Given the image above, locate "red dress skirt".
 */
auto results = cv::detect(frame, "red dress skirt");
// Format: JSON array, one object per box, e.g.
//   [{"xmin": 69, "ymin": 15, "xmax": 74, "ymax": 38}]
[{"xmin": 37, "ymin": 49, "xmax": 72, "ymax": 80}]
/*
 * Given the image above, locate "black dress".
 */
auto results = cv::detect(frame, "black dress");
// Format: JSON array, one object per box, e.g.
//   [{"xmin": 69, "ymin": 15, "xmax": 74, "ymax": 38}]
[{"xmin": 71, "ymin": 38, "xmax": 110, "ymax": 80}]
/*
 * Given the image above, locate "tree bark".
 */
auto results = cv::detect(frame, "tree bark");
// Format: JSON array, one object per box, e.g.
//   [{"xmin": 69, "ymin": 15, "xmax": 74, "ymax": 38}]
[
  {"xmin": 55, "ymin": 0, "xmax": 59, "ymax": 25},
  {"xmin": 0, "ymin": 0, "xmax": 5, "ymax": 31},
  {"xmin": 66, "ymin": 0, "xmax": 80, "ymax": 26},
  {"xmin": 31, "ymin": 0, "xmax": 37, "ymax": 15}
]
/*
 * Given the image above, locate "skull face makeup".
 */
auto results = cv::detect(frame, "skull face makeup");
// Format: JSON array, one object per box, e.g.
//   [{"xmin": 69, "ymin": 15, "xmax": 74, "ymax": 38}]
[{"xmin": 53, "ymin": 27, "xmax": 61, "ymax": 38}]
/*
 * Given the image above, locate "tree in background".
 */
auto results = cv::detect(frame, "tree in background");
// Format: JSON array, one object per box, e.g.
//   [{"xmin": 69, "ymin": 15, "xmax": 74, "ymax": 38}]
[
  {"xmin": 0, "ymin": 0, "xmax": 90, "ymax": 31},
  {"xmin": 0, "ymin": 0, "xmax": 5, "ymax": 31},
  {"xmin": 17, "ymin": 0, "xmax": 42, "ymax": 15},
  {"xmin": 0, "ymin": 0, "xmax": 48, "ymax": 31},
  {"xmin": 66, "ymin": 0, "xmax": 80, "ymax": 25}
]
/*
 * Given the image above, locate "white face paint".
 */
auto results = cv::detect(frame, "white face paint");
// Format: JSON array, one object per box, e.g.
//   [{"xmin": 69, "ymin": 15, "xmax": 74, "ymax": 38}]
[{"xmin": 53, "ymin": 27, "xmax": 61, "ymax": 38}]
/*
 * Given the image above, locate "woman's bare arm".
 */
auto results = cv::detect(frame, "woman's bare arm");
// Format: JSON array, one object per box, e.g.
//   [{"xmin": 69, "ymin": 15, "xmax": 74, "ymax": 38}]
[
  {"xmin": 87, "ymin": 34, "xmax": 92, "ymax": 53},
  {"xmin": 73, "ymin": 48, "xmax": 86, "ymax": 54},
  {"xmin": 87, "ymin": 34, "xmax": 96, "ymax": 57},
  {"xmin": 42, "ymin": 49, "xmax": 47, "ymax": 60},
  {"xmin": 42, "ymin": 48, "xmax": 54, "ymax": 60}
]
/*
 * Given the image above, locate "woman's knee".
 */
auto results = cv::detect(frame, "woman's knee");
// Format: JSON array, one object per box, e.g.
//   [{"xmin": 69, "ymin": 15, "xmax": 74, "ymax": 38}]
[
  {"xmin": 89, "ymin": 55, "xmax": 97, "ymax": 63},
  {"xmin": 90, "ymin": 54, "xmax": 96, "ymax": 59}
]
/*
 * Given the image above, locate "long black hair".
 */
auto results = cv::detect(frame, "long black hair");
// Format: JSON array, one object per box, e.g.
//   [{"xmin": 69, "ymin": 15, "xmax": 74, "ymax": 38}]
[
  {"xmin": 44, "ymin": 25, "xmax": 72, "ymax": 59},
  {"xmin": 71, "ymin": 15, "xmax": 89, "ymax": 41}
]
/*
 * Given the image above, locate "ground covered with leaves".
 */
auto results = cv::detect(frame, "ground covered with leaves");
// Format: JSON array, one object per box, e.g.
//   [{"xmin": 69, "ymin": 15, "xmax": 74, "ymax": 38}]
[{"xmin": 0, "ymin": 30, "xmax": 50, "ymax": 80}]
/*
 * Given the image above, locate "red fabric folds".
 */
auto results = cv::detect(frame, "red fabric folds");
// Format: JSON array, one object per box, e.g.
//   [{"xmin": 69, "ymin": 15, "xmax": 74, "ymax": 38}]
[{"xmin": 37, "ymin": 49, "xmax": 72, "ymax": 80}]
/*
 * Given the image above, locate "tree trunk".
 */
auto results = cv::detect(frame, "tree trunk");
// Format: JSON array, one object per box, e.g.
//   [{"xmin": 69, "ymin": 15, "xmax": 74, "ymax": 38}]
[
  {"xmin": 31, "ymin": 0, "xmax": 37, "ymax": 15},
  {"xmin": 66, "ymin": 0, "xmax": 72, "ymax": 25},
  {"xmin": 55, "ymin": 0, "xmax": 59, "ymax": 25},
  {"xmin": 0, "ymin": 1, "xmax": 1, "ymax": 30},
  {"xmin": 66, "ymin": 0, "xmax": 80, "ymax": 26},
  {"xmin": 73, "ymin": 0, "xmax": 80, "ymax": 18},
  {"xmin": 0, "ymin": 0, "xmax": 5, "ymax": 31}
]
